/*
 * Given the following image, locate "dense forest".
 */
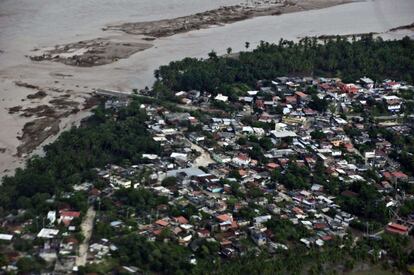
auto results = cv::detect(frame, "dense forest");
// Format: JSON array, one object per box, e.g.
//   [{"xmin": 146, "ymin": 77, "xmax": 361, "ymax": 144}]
[{"xmin": 155, "ymin": 35, "xmax": 414, "ymax": 95}]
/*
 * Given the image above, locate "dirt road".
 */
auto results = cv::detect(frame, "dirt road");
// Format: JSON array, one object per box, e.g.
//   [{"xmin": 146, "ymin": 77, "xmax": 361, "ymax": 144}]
[
  {"xmin": 75, "ymin": 206, "xmax": 96, "ymax": 267},
  {"xmin": 188, "ymin": 139, "xmax": 215, "ymax": 167}
]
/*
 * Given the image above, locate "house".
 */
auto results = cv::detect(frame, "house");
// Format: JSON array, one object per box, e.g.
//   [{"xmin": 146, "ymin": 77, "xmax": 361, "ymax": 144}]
[
  {"xmin": 250, "ymin": 228, "xmax": 267, "ymax": 246},
  {"xmin": 271, "ymin": 129, "xmax": 297, "ymax": 140},
  {"xmin": 0, "ymin": 234, "xmax": 13, "ymax": 242},
  {"xmin": 170, "ymin": 152, "xmax": 188, "ymax": 162},
  {"xmin": 383, "ymin": 95, "xmax": 402, "ymax": 112},
  {"xmin": 59, "ymin": 211, "xmax": 81, "ymax": 226},
  {"xmin": 232, "ymin": 154, "xmax": 251, "ymax": 167},
  {"xmin": 173, "ymin": 216, "xmax": 189, "ymax": 225},
  {"xmin": 197, "ymin": 229, "xmax": 210, "ymax": 238},
  {"xmin": 37, "ymin": 228, "xmax": 59, "ymax": 239},
  {"xmin": 155, "ymin": 219, "xmax": 169, "ymax": 227},
  {"xmin": 360, "ymin": 77, "xmax": 374, "ymax": 89},
  {"xmin": 47, "ymin": 211, "xmax": 56, "ymax": 224},
  {"xmin": 175, "ymin": 91, "xmax": 187, "ymax": 98},
  {"xmin": 295, "ymin": 91, "xmax": 309, "ymax": 102},
  {"xmin": 253, "ymin": 215, "xmax": 272, "ymax": 225},
  {"xmin": 385, "ymin": 223, "xmax": 409, "ymax": 236},
  {"xmin": 340, "ymin": 83, "xmax": 360, "ymax": 95},
  {"xmin": 384, "ymin": 81, "xmax": 401, "ymax": 90},
  {"xmin": 383, "ymin": 171, "xmax": 409, "ymax": 183},
  {"xmin": 285, "ymin": 96, "xmax": 297, "ymax": 105},
  {"xmin": 215, "ymin": 94, "xmax": 229, "ymax": 102},
  {"xmin": 216, "ymin": 214, "xmax": 233, "ymax": 223}
]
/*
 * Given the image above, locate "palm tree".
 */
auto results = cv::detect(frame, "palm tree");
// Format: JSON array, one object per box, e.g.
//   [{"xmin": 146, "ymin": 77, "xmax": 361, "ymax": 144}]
[{"xmin": 245, "ymin": 41, "xmax": 250, "ymax": 50}]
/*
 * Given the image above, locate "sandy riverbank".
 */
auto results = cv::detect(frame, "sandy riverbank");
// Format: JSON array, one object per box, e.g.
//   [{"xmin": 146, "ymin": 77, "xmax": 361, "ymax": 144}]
[
  {"xmin": 106, "ymin": 0, "xmax": 354, "ymax": 38},
  {"xmin": 30, "ymin": 38, "xmax": 152, "ymax": 67},
  {"xmin": 29, "ymin": 0, "xmax": 353, "ymax": 68}
]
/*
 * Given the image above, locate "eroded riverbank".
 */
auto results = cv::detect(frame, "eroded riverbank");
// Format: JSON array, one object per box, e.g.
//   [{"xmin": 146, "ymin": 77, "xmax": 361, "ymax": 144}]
[{"xmin": 29, "ymin": 0, "xmax": 353, "ymax": 68}]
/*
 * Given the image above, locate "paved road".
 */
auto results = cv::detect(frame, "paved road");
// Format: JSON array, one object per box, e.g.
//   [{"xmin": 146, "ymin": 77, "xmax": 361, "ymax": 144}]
[{"xmin": 75, "ymin": 207, "xmax": 96, "ymax": 267}]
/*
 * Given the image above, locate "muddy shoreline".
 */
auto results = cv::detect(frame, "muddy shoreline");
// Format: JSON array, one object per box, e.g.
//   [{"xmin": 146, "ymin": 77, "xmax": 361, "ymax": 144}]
[
  {"xmin": 29, "ymin": 0, "xmax": 353, "ymax": 68},
  {"xmin": 389, "ymin": 22, "xmax": 414, "ymax": 32},
  {"xmin": 310, "ymin": 23, "xmax": 414, "ymax": 41},
  {"xmin": 106, "ymin": 0, "xmax": 354, "ymax": 38},
  {"xmin": 6, "ymin": 81, "xmax": 101, "ymax": 158},
  {"xmin": 30, "ymin": 38, "xmax": 152, "ymax": 67}
]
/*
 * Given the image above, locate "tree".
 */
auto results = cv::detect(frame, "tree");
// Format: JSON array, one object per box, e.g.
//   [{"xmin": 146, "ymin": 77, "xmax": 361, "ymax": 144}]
[
  {"xmin": 245, "ymin": 41, "xmax": 250, "ymax": 50},
  {"xmin": 308, "ymin": 95, "xmax": 328, "ymax": 113},
  {"xmin": 17, "ymin": 257, "xmax": 41, "ymax": 273},
  {"xmin": 310, "ymin": 130, "xmax": 326, "ymax": 141},
  {"xmin": 226, "ymin": 47, "xmax": 232, "ymax": 55},
  {"xmin": 208, "ymin": 50, "xmax": 218, "ymax": 61},
  {"xmin": 0, "ymin": 253, "xmax": 8, "ymax": 267},
  {"xmin": 161, "ymin": 176, "xmax": 177, "ymax": 187}
]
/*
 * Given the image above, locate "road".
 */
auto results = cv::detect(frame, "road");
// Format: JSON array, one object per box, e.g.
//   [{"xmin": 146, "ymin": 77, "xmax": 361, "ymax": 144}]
[
  {"xmin": 187, "ymin": 139, "xmax": 215, "ymax": 168},
  {"xmin": 75, "ymin": 206, "xmax": 96, "ymax": 267}
]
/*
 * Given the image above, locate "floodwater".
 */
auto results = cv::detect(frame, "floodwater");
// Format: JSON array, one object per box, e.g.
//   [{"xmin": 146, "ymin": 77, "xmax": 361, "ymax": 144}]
[
  {"xmin": 0, "ymin": 0, "xmax": 243, "ymax": 64},
  {"xmin": 0, "ymin": 0, "xmax": 413, "ymax": 174},
  {"xmin": 0, "ymin": 0, "xmax": 413, "ymax": 87}
]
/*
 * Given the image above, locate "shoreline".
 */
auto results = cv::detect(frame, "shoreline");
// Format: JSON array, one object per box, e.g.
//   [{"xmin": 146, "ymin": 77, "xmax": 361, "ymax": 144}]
[
  {"xmin": 29, "ymin": 0, "xmax": 354, "ymax": 68},
  {"xmin": 105, "ymin": 0, "xmax": 354, "ymax": 38},
  {"xmin": 30, "ymin": 38, "xmax": 152, "ymax": 68}
]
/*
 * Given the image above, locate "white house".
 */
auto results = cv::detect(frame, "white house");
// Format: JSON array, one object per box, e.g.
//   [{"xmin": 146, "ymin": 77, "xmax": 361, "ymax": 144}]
[
  {"xmin": 215, "ymin": 94, "xmax": 228, "ymax": 102},
  {"xmin": 47, "ymin": 211, "xmax": 56, "ymax": 224}
]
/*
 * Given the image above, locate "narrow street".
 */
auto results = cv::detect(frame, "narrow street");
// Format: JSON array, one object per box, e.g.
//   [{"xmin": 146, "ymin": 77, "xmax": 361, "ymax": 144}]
[{"xmin": 75, "ymin": 206, "xmax": 96, "ymax": 267}]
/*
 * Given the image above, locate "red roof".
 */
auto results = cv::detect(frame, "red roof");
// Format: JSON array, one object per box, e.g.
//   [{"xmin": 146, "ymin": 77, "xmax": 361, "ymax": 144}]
[
  {"xmin": 392, "ymin": 171, "xmax": 408, "ymax": 179},
  {"xmin": 89, "ymin": 188, "xmax": 101, "ymax": 196},
  {"xmin": 174, "ymin": 216, "xmax": 189, "ymax": 225},
  {"xmin": 383, "ymin": 171, "xmax": 392, "ymax": 179},
  {"xmin": 220, "ymin": 239, "xmax": 232, "ymax": 247},
  {"xmin": 60, "ymin": 211, "xmax": 81, "ymax": 218},
  {"xmin": 388, "ymin": 223, "xmax": 408, "ymax": 232},
  {"xmin": 198, "ymin": 229, "xmax": 210, "ymax": 237},
  {"xmin": 256, "ymin": 100, "xmax": 265, "ymax": 108},
  {"xmin": 322, "ymin": 235, "xmax": 333, "ymax": 241},
  {"xmin": 155, "ymin": 219, "xmax": 169, "ymax": 227},
  {"xmin": 340, "ymin": 83, "xmax": 359, "ymax": 94},
  {"xmin": 386, "ymin": 225, "xmax": 409, "ymax": 235},
  {"xmin": 285, "ymin": 96, "xmax": 297, "ymax": 104},
  {"xmin": 384, "ymin": 171, "xmax": 409, "ymax": 180},
  {"xmin": 295, "ymin": 91, "xmax": 308, "ymax": 98},
  {"xmin": 231, "ymin": 220, "xmax": 238, "ymax": 229},
  {"xmin": 238, "ymin": 153, "xmax": 250, "ymax": 161},
  {"xmin": 266, "ymin": 163, "xmax": 279, "ymax": 169},
  {"xmin": 238, "ymin": 169, "xmax": 247, "ymax": 176},
  {"xmin": 292, "ymin": 207, "xmax": 304, "ymax": 215},
  {"xmin": 216, "ymin": 214, "xmax": 232, "ymax": 223},
  {"xmin": 153, "ymin": 229, "xmax": 163, "ymax": 235},
  {"xmin": 314, "ymin": 223, "xmax": 327, "ymax": 230},
  {"xmin": 344, "ymin": 143, "xmax": 354, "ymax": 151}
]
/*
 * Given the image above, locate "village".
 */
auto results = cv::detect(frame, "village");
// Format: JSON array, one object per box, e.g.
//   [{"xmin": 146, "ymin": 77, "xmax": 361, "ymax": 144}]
[{"xmin": 1, "ymin": 75, "xmax": 414, "ymax": 273}]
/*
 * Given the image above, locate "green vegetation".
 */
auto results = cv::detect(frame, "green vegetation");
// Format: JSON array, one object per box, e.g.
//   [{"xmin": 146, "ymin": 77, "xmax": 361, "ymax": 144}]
[
  {"xmin": 339, "ymin": 181, "xmax": 389, "ymax": 224},
  {"xmin": 113, "ymin": 234, "xmax": 192, "ymax": 273},
  {"xmin": 0, "ymin": 99, "xmax": 160, "ymax": 215},
  {"xmin": 155, "ymin": 36, "xmax": 414, "ymax": 95}
]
